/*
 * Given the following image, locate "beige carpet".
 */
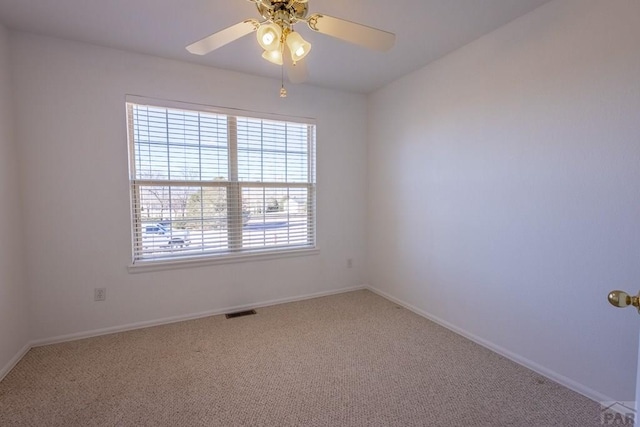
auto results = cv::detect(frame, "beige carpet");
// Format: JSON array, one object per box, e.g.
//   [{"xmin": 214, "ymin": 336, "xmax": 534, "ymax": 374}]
[{"xmin": 0, "ymin": 290, "xmax": 605, "ymax": 426}]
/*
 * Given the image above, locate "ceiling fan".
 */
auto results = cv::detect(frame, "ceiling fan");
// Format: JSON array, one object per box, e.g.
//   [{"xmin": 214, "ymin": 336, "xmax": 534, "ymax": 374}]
[{"xmin": 186, "ymin": 0, "xmax": 396, "ymax": 95}]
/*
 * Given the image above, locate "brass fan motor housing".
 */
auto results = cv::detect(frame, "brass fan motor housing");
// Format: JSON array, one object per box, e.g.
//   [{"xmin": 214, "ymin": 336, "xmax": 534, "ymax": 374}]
[{"xmin": 256, "ymin": 0, "xmax": 309, "ymax": 26}]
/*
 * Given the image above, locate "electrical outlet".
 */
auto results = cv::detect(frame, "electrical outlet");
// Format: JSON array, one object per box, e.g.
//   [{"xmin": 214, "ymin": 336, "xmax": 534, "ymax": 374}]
[
  {"xmin": 94, "ymin": 288, "xmax": 106, "ymax": 302},
  {"xmin": 347, "ymin": 258, "xmax": 353, "ymax": 269}
]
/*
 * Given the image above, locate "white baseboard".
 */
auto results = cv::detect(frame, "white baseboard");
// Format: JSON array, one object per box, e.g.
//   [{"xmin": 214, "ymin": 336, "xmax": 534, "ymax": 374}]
[
  {"xmin": 366, "ymin": 285, "xmax": 615, "ymax": 406},
  {"xmin": 30, "ymin": 285, "xmax": 366, "ymax": 348},
  {"xmin": 0, "ymin": 342, "xmax": 31, "ymax": 383}
]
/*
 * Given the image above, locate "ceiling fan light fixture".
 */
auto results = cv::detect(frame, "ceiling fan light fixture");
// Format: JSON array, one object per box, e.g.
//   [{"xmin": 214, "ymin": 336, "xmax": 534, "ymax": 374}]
[
  {"xmin": 286, "ymin": 31, "xmax": 311, "ymax": 62},
  {"xmin": 257, "ymin": 23, "xmax": 282, "ymax": 51},
  {"xmin": 186, "ymin": 0, "xmax": 396, "ymax": 97},
  {"xmin": 262, "ymin": 49, "xmax": 283, "ymax": 65}
]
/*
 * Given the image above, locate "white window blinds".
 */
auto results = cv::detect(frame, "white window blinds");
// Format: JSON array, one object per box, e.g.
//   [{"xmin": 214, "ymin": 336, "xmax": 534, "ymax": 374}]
[{"xmin": 127, "ymin": 99, "xmax": 316, "ymax": 264}]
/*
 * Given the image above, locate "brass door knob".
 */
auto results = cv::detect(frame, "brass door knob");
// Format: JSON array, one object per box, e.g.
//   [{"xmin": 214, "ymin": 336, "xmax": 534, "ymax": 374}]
[{"xmin": 608, "ymin": 290, "xmax": 640, "ymax": 312}]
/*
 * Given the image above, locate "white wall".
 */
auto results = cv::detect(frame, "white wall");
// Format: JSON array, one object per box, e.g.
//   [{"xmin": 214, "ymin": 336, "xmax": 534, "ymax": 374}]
[
  {"xmin": 10, "ymin": 33, "xmax": 368, "ymax": 342},
  {"xmin": 0, "ymin": 24, "xmax": 29, "ymax": 376},
  {"xmin": 367, "ymin": 0, "xmax": 640, "ymax": 402}
]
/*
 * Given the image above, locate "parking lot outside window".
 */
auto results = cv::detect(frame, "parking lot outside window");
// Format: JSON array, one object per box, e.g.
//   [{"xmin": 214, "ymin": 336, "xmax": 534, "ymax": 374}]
[{"xmin": 126, "ymin": 97, "xmax": 317, "ymax": 265}]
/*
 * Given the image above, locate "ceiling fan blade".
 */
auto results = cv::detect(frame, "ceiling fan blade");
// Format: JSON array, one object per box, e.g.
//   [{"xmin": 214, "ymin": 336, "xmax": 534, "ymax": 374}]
[
  {"xmin": 186, "ymin": 19, "xmax": 260, "ymax": 55},
  {"xmin": 306, "ymin": 14, "xmax": 395, "ymax": 52},
  {"xmin": 284, "ymin": 44, "xmax": 309, "ymax": 84}
]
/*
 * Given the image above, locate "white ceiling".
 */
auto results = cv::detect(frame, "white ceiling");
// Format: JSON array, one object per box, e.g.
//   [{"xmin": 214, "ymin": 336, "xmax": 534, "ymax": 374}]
[{"xmin": 0, "ymin": 0, "xmax": 550, "ymax": 93}]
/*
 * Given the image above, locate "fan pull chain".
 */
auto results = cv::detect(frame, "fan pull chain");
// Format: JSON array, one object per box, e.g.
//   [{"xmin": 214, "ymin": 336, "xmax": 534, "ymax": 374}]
[{"xmin": 280, "ymin": 61, "xmax": 287, "ymax": 98}]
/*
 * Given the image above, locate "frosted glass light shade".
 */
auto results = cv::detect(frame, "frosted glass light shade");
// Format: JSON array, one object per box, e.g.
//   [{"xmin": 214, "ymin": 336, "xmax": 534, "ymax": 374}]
[
  {"xmin": 262, "ymin": 49, "xmax": 283, "ymax": 65},
  {"xmin": 257, "ymin": 23, "xmax": 282, "ymax": 51},
  {"xmin": 286, "ymin": 31, "xmax": 311, "ymax": 62}
]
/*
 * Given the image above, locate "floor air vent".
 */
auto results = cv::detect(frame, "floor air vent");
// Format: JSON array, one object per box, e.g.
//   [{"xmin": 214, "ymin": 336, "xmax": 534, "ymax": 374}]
[{"xmin": 225, "ymin": 309, "xmax": 257, "ymax": 319}]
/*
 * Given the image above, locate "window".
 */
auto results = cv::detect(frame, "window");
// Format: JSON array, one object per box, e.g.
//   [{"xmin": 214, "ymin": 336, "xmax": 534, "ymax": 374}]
[{"xmin": 126, "ymin": 97, "xmax": 316, "ymax": 265}]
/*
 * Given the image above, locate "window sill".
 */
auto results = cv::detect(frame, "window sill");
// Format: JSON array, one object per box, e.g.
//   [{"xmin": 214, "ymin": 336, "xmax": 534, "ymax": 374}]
[{"xmin": 127, "ymin": 247, "xmax": 320, "ymax": 274}]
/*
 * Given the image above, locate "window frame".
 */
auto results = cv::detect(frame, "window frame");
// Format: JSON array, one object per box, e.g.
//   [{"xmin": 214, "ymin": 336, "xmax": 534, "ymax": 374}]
[{"xmin": 125, "ymin": 95, "xmax": 318, "ymax": 271}]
